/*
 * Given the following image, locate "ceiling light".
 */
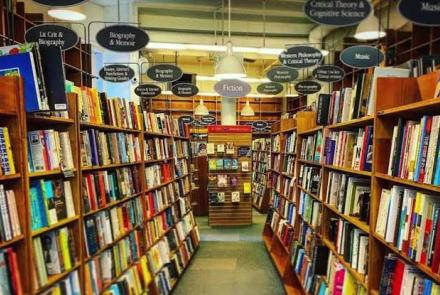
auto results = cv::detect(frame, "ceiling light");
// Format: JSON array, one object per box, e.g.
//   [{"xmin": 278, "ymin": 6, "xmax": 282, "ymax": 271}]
[
  {"xmin": 147, "ymin": 42, "xmax": 186, "ymax": 50},
  {"xmin": 48, "ymin": 7, "xmax": 86, "ymax": 21},
  {"xmin": 194, "ymin": 99, "xmax": 210, "ymax": 115},
  {"xmin": 241, "ymin": 100, "xmax": 255, "ymax": 116},
  {"xmin": 187, "ymin": 44, "xmax": 226, "ymax": 52},
  {"xmin": 215, "ymin": 41, "xmax": 246, "ymax": 79},
  {"xmin": 258, "ymin": 48, "xmax": 283, "ymax": 55},
  {"xmin": 354, "ymin": 12, "xmax": 386, "ymax": 41},
  {"xmin": 321, "ymin": 49, "xmax": 329, "ymax": 57}
]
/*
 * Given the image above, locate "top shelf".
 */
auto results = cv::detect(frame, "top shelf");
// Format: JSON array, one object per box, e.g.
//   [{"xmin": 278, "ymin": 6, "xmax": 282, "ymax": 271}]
[
  {"xmin": 298, "ymin": 126, "xmax": 323, "ymax": 136},
  {"xmin": 377, "ymin": 98, "xmax": 440, "ymax": 118},
  {"xmin": 327, "ymin": 116, "xmax": 374, "ymax": 130}
]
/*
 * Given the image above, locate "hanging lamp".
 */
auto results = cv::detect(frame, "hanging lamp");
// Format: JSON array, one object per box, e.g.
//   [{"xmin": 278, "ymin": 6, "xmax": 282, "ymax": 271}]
[
  {"xmin": 214, "ymin": 0, "xmax": 246, "ymax": 79},
  {"xmin": 241, "ymin": 100, "xmax": 255, "ymax": 116},
  {"xmin": 354, "ymin": 11, "xmax": 386, "ymax": 41},
  {"xmin": 194, "ymin": 99, "xmax": 209, "ymax": 116},
  {"xmin": 48, "ymin": 6, "xmax": 86, "ymax": 21}
]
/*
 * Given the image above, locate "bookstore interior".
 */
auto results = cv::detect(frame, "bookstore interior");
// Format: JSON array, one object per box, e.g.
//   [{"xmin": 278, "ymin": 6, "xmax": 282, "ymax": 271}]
[{"xmin": 2, "ymin": 0, "xmax": 440, "ymax": 294}]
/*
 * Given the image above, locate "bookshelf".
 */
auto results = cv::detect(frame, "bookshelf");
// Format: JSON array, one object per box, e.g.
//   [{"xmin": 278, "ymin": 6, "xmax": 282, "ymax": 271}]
[{"xmin": 251, "ymin": 136, "xmax": 271, "ymax": 213}]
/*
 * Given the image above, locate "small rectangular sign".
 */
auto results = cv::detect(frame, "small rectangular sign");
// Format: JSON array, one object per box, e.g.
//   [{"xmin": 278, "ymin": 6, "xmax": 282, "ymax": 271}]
[{"xmin": 208, "ymin": 125, "xmax": 252, "ymax": 133}]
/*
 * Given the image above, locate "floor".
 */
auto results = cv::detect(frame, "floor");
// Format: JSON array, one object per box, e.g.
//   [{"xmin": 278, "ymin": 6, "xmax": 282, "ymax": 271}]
[{"xmin": 173, "ymin": 210, "xmax": 285, "ymax": 295}]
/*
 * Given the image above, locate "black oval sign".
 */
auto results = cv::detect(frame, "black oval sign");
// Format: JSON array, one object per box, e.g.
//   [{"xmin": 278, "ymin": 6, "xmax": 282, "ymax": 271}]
[
  {"xmin": 135, "ymin": 84, "xmax": 161, "ymax": 98},
  {"xmin": 279, "ymin": 46, "xmax": 323, "ymax": 68},
  {"xmin": 25, "ymin": 24, "xmax": 78, "ymax": 51},
  {"xmin": 257, "ymin": 82, "xmax": 284, "ymax": 95},
  {"xmin": 32, "ymin": 0, "xmax": 86, "ymax": 6},
  {"xmin": 304, "ymin": 0, "xmax": 371, "ymax": 26},
  {"xmin": 191, "ymin": 119, "xmax": 204, "ymax": 127},
  {"xmin": 96, "ymin": 25, "xmax": 149, "ymax": 52},
  {"xmin": 252, "ymin": 121, "xmax": 268, "ymax": 130},
  {"xmin": 179, "ymin": 115, "xmax": 194, "ymax": 124},
  {"xmin": 214, "ymin": 79, "xmax": 251, "ymax": 98},
  {"xmin": 398, "ymin": 0, "xmax": 440, "ymax": 27},
  {"xmin": 172, "ymin": 83, "xmax": 199, "ymax": 97},
  {"xmin": 99, "ymin": 64, "xmax": 134, "ymax": 83},
  {"xmin": 295, "ymin": 80, "xmax": 321, "ymax": 95},
  {"xmin": 147, "ymin": 64, "xmax": 183, "ymax": 83},
  {"xmin": 312, "ymin": 65, "xmax": 345, "ymax": 83},
  {"xmin": 267, "ymin": 66, "xmax": 298, "ymax": 83},
  {"xmin": 201, "ymin": 115, "xmax": 216, "ymax": 125},
  {"xmin": 340, "ymin": 45, "xmax": 384, "ymax": 69}
]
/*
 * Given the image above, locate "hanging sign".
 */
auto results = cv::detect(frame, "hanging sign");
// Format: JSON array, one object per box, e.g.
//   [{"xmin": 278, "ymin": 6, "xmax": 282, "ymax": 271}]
[
  {"xmin": 214, "ymin": 79, "xmax": 251, "ymax": 98},
  {"xmin": 147, "ymin": 64, "xmax": 183, "ymax": 82},
  {"xmin": 312, "ymin": 65, "xmax": 345, "ymax": 83},
  {"xmin": 99, "ymin": 64, "xmax": 134, "ymax": 83},
  {"xmin": 267, "ymin": 66, "xmax": 298, "ymax": 83},
  {"xmin": 304, "ymin": 0, "xmax": 371, "ymax": 26},
  {"xmin": 179, "ymin": 115, "xmax": 194, "ymax": 124},
  {"xmin": 171, "ymin": 83, "xmax": 199, "ymax": 97},
  {"xmin": 398, "ymin": 0, "xmax": 440, "ymax": 26},
  {"xmin": 340, "ymin": 45, "xmax": 384, "ymax": 69},
  {"xmin": 25, "ymin": 24, "xmax": 78, "ymax": 50},
  {"xmin": 96, "ymin": 25, "xmax": 149, "ymax": 52},
  {"xmin": 279, "ymin": 46, "xmax": 323, "ymax": 68},
  {"xmin": 257, "ymin": 82, "xmax": 284, "ymax": 95},
  {"xmin": 134, "ymin": 84, "xmax": 161, "ymax": 98},
  {"xmin": 191, "ymin": 119, "xmax": 204, "ymax": 127},
  {"xmin": 32, "ymin": 0, "xmax": 86, "ymax": 5},
  {"xmin": 252, "ymin": 121, "xmax": 268, "ymax": 130},
  {"xmin": 295, "ymin": 80, "xmax": 321, "ymax": 95},
  {"xmin": 201, "ymin": 115, "xmax": 216, "ymax": 125}
]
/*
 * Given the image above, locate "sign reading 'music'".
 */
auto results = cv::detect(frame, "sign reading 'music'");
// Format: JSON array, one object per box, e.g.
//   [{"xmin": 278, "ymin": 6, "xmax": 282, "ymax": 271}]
[
  {"xmin": 25, "ymin": 24, "xmax": 79, "ymax": 50},
  {"xmin": 96, "ymin": 25, "xmax": 149, "ymax": 52},
  {"xmin": 279, "ymin": 46, "xmax": 323, "ymax": 68},
  {"xmin": 340, "ymin": 45, "xmax": 384, "ymax": 69},
  {"xmin": 214, "ymin": 79, "xmax": 251, "ymax": 98},
  {"xmin": 398, "ymin": 0, "xmax": 440, "ymax": 26},
  {"xmin": 304, "ymin": 0, "xmax": 371, "ymax": 26}
]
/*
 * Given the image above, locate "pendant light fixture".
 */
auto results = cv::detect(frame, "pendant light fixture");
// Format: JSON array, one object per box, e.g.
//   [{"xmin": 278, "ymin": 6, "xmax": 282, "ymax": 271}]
[
  {"xmin": 241, "ymin": 99, "xmax": 255, "ymax": 116},
  {"xmin": 354, "ymin": 11, "xmax": 386, "ymax": 41},
  {"xmin": 194, "ymin": 99, "xmax": 209, "ymax": 116},
  {"xmin": 48, "ymin": 6, "xmax": 86, "ymax": 21},
  {"xmin": 214, "ymin": 0, "xmax": 246, "ymax": 79}
]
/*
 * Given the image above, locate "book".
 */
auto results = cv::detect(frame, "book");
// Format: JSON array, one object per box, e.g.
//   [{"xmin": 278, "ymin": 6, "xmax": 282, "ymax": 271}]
[
  {"xmin": 241, "ymin": 161, "xmax": 249, "ymax": 172},
  {"xmin": 217, "ymin": 144, "xmax": 225, "ymax": 153},
  {"xmin": 206, "ymin": 143, "xmax": 215, "ymax": 155},
  {"xmin": 231, "ymin": 191, "xmax": 240, "ymax": 203},
  {"xmin": 0, "ymin": 127, "xmax": 16, "ymax": 175},
  {"xmin": 243, "ymin": 182, "xmax": 251, "ymax": 194}
]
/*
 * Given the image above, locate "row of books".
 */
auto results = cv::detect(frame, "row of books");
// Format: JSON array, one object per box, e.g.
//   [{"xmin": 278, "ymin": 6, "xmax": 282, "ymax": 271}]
[
  {"xmin": 325, "ymin": 172, "xmax": 370, "ymax": 223},
  {"xmin": 0, "ymin": 127, "xmax": 15, "ymax": 176},
  {"xmin": 266, "ymin": 209, "xmax": 294, "ymax": 248},
  {"xmin": 29, "ymin": 179, "xmax": 75, "ymax": 231},
  {"xmin": 298, "ymin": 164, "xmax": 320, "ymax": 195},
  {"xmin": 143, "ymin": 112, "xmax": 172, "ymax": 136},
  {"xmin": 79, "ymin": 89, "xmax": 142, "ymax": 130},
  {"xmin": 298, "ymin": 191, "xmax": 321, "ymax": 228},
  {"xmin": 379, "ymin": 254, "xmax": 440, "ymax": 295},
  {"xmin": 208, "ymin": 159, "xmax": 241, "ymax": 171},
  {"xmin": 0, "ymin": 247, "xmax": 22, "ymax": 294},
  {"xmin": 33, "ymin": 226, "xmax": 77, "ymax": 287},
  {"xmin": 272, "ymin": 193, "xmax": 296, "ymax": 226},
  {"xmin": 252, "ymin": 150, "xmax": 269, "ymax": 163},
  {"xmin": 173, "ymin": 140, "xmax": 190, "ymax": 158},
  {"xmin": 387, "ymin": 116, "xmax": 440, "ymax": 185},
  {"xmin": 300, "ymin": 130, "xmax": 322, "ymax": 163},
  {"xmin": 328, "ymin": 218, "xmax": 369, "ymax": 275},
  {"xmin": 0, "ymin": 185, "xmax": 21, "ymax": 242},
  {"xmin": 83, "ymin": 197, "xmax": 143, "ymax": 257},
  {"xmin": 80, "ymin": 130, "xmax": 141, "ymax": 167},
  {"xmin": 376, "ymin": 185, "xmax": 440, "ymax": 271},
  {"xmin": 175, "ymin": 159, "xmax": 189, "ymax": 178},
  {"xmin": 252, "ymin": 161, "xmax": 267, "ymax": 175},
  {"xmin": 272, "ymin": 134, "xmax": 281, "ymax": 153},
  {"xmin": 323, "ymin": 126, "xmax": 373, "ymax": 172},
  {"xmin": 145, "ymin": 163, "xmax": 173, "ymax": 189},
  {"xmin": 28, "ymin": 129, "xmax": 74, "ymax": 173},
  {"xmin": 284, "ymin": 131, "xmax": 297, "ymax": 154},
  {"xmin": 208, "ymin": 174, "xmax": 240, "ymax": 188},
  {"xmin": 272, "ymin": 154, "xmax": 281, "ymax": 171},
  {"xmin": 144, "ymin": 138, "xmax": 171, "ymax": 161},
  {"xmin": 252, "ymin": 138, "xmax": 270, "ymax": 152},
  {"xmin": 146, "ymin": 183, "xmax": 186, "ymax": 218},
  {"xmin": 85, "ymin": 230, "xmax": 143, "ymax": 294},
  {"xmin": 282, "ymin": 155, "xmax": 295, "ymax": 176},
  {"xmin": 42, "ymin": 270, "xmax": 80, "ymax": 295},
  {"xmin": 281, "ymin": 177, "xmax": 293, "ymax": 198},
  {"xmin": 82, "ymin": 166, "xmax": 141, "ymax": 214},
  {"xmin": 206, "ymin": 142, "xmax": 235, "ymax": 155},
  {"xmin": 270, "ymin": 173, "xmax": 281, "ymax": 195}
]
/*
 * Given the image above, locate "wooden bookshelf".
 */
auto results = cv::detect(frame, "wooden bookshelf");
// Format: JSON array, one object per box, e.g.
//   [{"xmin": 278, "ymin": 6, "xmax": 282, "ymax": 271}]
[{"xmin": 251, "ymin": 135, "xmax": 271, "ymax": 213}]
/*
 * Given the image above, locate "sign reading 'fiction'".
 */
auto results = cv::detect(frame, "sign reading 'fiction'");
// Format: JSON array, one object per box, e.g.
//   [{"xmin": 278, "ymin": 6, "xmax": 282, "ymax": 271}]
[
  {"xmin": 295, "ymin": 80, "xmax": 321, "ymax": 95},
  {"xmin": 304, "ymin": 0, "xmax": 371, "ymax": 26},
  {"xmin": 214, "ymin": 79, "xmax": 251, "ymax": 98},
  {"xmin": 134, "ymin": 84, "xmax": 161, "ymax": 98},
  {"xmin": 171, "ymin": 83, "xmax": 199, "ymax": 97},
  {"xmin": 312, "ymin": 65, "xmax": 345, "ymax": 83},
  {"xmin": 398, "ymin": 0, "xmax": 440, "ymax": 26},
  {"xmin": 147, "ymin": 64, "xmax": 183, "ymax": 83},
  {"xmin": 32, "ymin": 0, "xmax": 86, "ymax": 5},
  {"xmin": 96, "ymin": 25, "xmax": 149, "ymax": 52},
  {"xmin": 279, "ymin": 46, "xmax": 323, "ymax": 68},
  {"xmin": 257, "ymin": 82, "xmax": 283, "ymax": 95},
  {"xmin": 340, "ymin": 45, "xmax": 384, "ymax": 69},
  {"xmin": 266, "ymin": 66, "xmax": 298, "ymax": 83},
  {"xmin": 25, "ymin": 24, "xmax": 78, "ymax": 50},
  {"xmin": 99, "ymin": 64, "xmax": 134, "ymax": 83}
]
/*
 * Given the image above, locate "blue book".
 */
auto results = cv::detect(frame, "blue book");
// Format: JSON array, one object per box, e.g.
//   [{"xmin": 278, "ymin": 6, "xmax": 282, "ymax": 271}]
[
  {"xmin": 87, "ymin": 130, "xmax": 99, "ymax": 166},
  {"xmin": 433, "ymin": 141, "xmax": 440, "ymax": 185},
  {"xmin": 414, "ymin": 116, "xmax": 427, "ymax": 181},
  {"xmin": 0, "ymin": 251, "xmax": 11, "ymax": 294},
  {"xmin": 423, "ymin": 279, "xmax": 432, "ymax": 295},
  {"xmin": 30, "ymin": 181, "xmax": 48, "ymax": 230}
]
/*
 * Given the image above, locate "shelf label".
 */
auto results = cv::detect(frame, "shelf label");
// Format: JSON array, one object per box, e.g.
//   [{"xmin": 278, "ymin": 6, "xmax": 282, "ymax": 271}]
[
  {"xmin": 96, "ymin": 25, "xmax": 149, "ymax": 52},
  {"xmin": 398, "ymin": 0, "xmax": 440, "ymax": 26},
  {"xmin": 201, "ymin": 115, "xmax": 216, "ymax": 125},
  {"xmin": 99, "ymin": 64, "xmax": 134, "ymax": 83},
  {"xmin": 340, "ymin": 45, "xmax": 384, "ymax": 69},
  {"xmin": 312, "ymin": 65, "xmax": 345, "ymax": 82},
  {"xmin": 304, "ymin": 0, "xmax": 371, "ymax": 26},
  {"xmin": 25, "ymin": 24, "xmax": 78, "ymax": 51},
  {"xmin": 171, "ymin": 83, "xmax": 199, "ymax": 97},
  {"xmin": 32, "ymin": 0, "xmax": 86, "ymax": 5},
  {"xmin": 257, "ymin": 82, "xmax": 284, "ymax": 95},
  {"xmin": 208, "ymin": 125, "xmax": 252, "ymax": 133},
  {"xmin": 267, "ymin": 66, "xmax": 298, "ymax": 83},
  {"xmin": 252, "ymin": 121, "xmax": 268, "ymax": 130},
  {"xmin": 279, "ymin": 46, "xmax": 323, "ymax": 68},
  {"xmin": 179, "ymin": 115, "xmax": 194, "ymax": 124},
  {"xmin": 147, "ymin": 64, "xmax": 183, "ymax": 82},
  {"xmin": 295, "ymin": 80, "xmax": 321, "ymax": 94},
  {"xmin": 134, "ymin": 84, "xmax": 161, "ymax": 98},
  {"xmin": 214, "ymin": 79, "xmax": 251, "ymax": 98}
]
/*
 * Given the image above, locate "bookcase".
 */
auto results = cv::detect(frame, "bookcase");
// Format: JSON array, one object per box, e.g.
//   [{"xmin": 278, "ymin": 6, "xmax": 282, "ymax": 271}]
[
  {"xmin": 207, "ymin": 125, "xmax": 253, "ymax": 226},
  {"xmin": 251, "ymin": 135, "xmax": 271, "ymax": 213}
]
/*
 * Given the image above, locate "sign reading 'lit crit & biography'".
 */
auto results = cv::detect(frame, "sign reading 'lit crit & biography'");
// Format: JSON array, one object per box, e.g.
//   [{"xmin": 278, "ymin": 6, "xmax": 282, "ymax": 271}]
[{"xmin": 25, "ymin": 24, "xmax": 79, "ymax": 50}]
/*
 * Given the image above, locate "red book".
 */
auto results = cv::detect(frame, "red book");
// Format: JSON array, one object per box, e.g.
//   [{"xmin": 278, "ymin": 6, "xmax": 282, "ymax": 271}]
[
  {"xmin": 86, "ymin": 175, "xmax": 97, "ymax": 210},
  {"xmin": 420, "ymin": 209, "xmax": 433, "ymax": 265},
  {"xmin": 391, "ymin": 259, "xmax": 405, "ymax": 295},
  {"xmin": 359, "ymin": 126, "xmax": 370, "ymax": 170},
  {"xmin": 121, "ymin": 206, "xmax": 129, "ymax": 232},
  {"xmin": 431, "ymin": 214, "xmax": 440, "ymax": 272},
  {"xmin": 97, "ymin": 172, "xmax": 107, "ymax": 207},
  {"xmin": 40, "ymin": 131, "xmax": 50, "ymax": 171},
  {"xmin": 402, "ymin": 197, "xmax": 416, "ymax": 255},
  {"xmin": 5, "ymin": 248, "xmax": 22, "ymax": 295}
]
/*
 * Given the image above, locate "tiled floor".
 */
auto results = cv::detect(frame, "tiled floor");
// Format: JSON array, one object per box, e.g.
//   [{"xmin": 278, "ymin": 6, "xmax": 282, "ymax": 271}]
[{"xmin": 173, "ymin": 210, "xmax": 285, "ymax": 295}]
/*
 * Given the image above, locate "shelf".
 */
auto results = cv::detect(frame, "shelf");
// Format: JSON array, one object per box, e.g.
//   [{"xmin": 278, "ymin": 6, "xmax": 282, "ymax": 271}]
[
  {"xmin": 82, "ymin": 162, "xmax": 142, "ymax": 172},
  {"xmin": 281, "ymin": 172, "xmax": 293, "ymax": 178},
  {"xmin": 32, "ymin": 216, "xmax": 79, "ymax": 237},
  {"xmin": 80, "ymin": 121, "xmax": 142, "ymax": 133},
  {"xmin": 327, "ymin": 116, "xmax": 374, "ymax": 130},
  {"xmin": 0, "ymin": 235, "xmax": 24, "ymax": 249},
  {"xmin": 145, "ymin": 179, "xmax": 175, "ymax": 192},
  {"xmin": 324, "ymin": 204, "xmax": 370, "ymax": 233},
  {"xmin": 282, "ymin": 127, "xmax": 297, "ymax": 133},
  {"xmin": 0, "ymin": 173, "xmax": 21, "ymax": 181},
  {"xmin": 0, "ymin": 110, "xmax": 17, "ymax": 116},
  {"xmin": 144, "ymin": 131, "xmax": 173, "ymax": 138},
  {"xmin": 34, "ymin": 262, "xmax": 81, "ymax": 294},
  {"xmin": 144, "ymin": 158, "xmax": 174, "ymax": 164},
  {"xmin": 377, "ymin": 98, "xmax": 440, "ymax": 117},
  {"xmin": 298, "ymin": 159, "xmax": 321, "ymax": 167},
  {"xmin": 29, "ymin": 168, "xmax": 77, "ymax": 178},
  {"xmin": 298, "ymin": 126, "xmax": 323, "ymax": 136},
  {"xmin": 297, "ymin": 186, "xmax": 321, "ymax": 202},
  {"xmin": 27, "ymin": 116, "xmax": 74, "ymax": 124},
  {"xmin": 323, "ymin": 165, "xmax": 372, "ymax": 177},
  {"xmin": 83, "ymin": 192, "xmax": 143, "ymax": 217},
  {"xmin": 174, "ymin": 135, "xmax": 190, "ymax": 140},
  {"xmin": 375, "ymin": 172, "xmax": 440, "ymax": 193}
]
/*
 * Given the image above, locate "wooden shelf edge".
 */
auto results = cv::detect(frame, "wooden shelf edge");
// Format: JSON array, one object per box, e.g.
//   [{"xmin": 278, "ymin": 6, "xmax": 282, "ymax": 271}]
[{"xmin": 375, "ymin": 172, "xmax": 440, "ymax": 193}]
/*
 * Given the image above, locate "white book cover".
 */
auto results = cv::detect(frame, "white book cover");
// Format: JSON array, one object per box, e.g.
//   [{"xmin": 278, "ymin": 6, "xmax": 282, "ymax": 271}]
[
  {"xmin": 357, "ymin": 236, "xmax": 369, "ymax": 274},
  {"xmin": 407, "ymin": 124, "xmax": 421, "ymax": 180},
  {"xmin": 376, "ymin": 189, "xmax": 391, "ymax": 237},
  {"xmin": 60, "ymin": 132, "xmax": 74, "ymax": 170},
  {"xmin": 63, "ymin": 181, "xmax": 75, "ymax": 218},
  {"xmin": 341, "ymin": 88, "xmax": 353, "ymax": 123},
  {"xmin": 400, "ymin": 189, "xmax": 416, "ymax": 251},
  {"xmin": 351, "ymin": 229, "xmax": 361, "ymax": 270},
  {"xmin": 385, "ymin": 185, "xmax": 404, "ymax": 243},
  {"xmin": 6, "ymin": 190, "xmax": 20, "ymax": 237},
  {"xmin": 0, "ymin": 186, "xmax": 12, "ymax": 240}
]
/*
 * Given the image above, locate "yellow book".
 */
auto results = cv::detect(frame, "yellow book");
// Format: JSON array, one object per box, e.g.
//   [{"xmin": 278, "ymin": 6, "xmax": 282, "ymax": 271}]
[
  {"xmin": 113, "ymin": 246, "xmax": 121, "ymax": 276},
  {"xmin": 2, "ymin": 127, "xmax": 15, "ymax": 174},
  {"xmin": 243, "ymin": 182, "xmax": 251, "ymax": 194},
  {"xmin": 58, "ymin": 228, "xmax": 72, "ymax": 270},
  {"xmin": 117, "ymin": 207, "xmax": 125, "ymax": 236},
  {"xmin": 91, "ymin": 88, "xmax": 102, "ymax": 125},
  {"xmin": 342, "ymin": 271, "xmax": 356, "ymax": 295},
  {"xmin": 139, "ymin": 256, "xmax": 152, "ymax": 286},
  {"xmin": 120, "ymin": 239, "xmax": 128, "ymax": 270}
]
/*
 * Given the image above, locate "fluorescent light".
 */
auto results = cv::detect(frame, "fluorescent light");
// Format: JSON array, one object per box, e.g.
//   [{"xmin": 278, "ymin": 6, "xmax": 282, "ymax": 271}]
[
  {"xmin": 147, "ymin": 42, "xmax": 186, "ymax": 50},
  {"xmin": 48, "ymin": 8, "xmax": 86, "ymax": 21},
  {"xmin": 246, "ymin": 94, "xmax": 275, "ymax": 98},
  {"xmin": 258, "ymin": 48, "xmax": 283, "ymax": 55},
  {"xmin": 187, "ymin": 44, "xmax": 226, "ymax": 52},
  {"xmin": 198, "ymin": 92, "xmax": 219, "ymax": 96},
  {"xmin": 197, "ymin": 76, "xmax": 269, "ymax": 83}
]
